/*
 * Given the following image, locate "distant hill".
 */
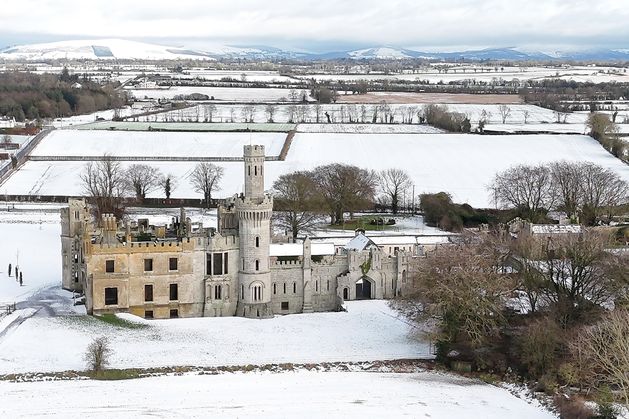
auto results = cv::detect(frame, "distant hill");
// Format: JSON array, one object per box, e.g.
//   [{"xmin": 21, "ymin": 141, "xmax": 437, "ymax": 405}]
[{"xmin": 2, "ymin": 39, "xmax": 629, "ymax": 62}]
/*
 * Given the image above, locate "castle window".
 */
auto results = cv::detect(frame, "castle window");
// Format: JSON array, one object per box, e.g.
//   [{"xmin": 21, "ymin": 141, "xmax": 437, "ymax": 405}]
[
  {"xmin": 213, "ymin": 253, "xmax": 223, "ymax": 275},
  {"xmin": 327, "ymin": 280, "xmax": 330, "ymax": 291},
  {"xmin": 242, "ymin": 258, "xmax": 245, "ymax": 270},
  {"xmin": 252, "ymin": 284, "xmax": 262, "ymax": 301},
  {"xmin": 214, "ymin": 285, "xmax": 222, "ymax": 300},
  {"xmin": 105, "ymin": 260, "xmax": 114, "ymax": 273},
  {"xmin": 241, "ymin": 285, "xmax": 244, "ymax": 299},
  {"xmin": 315, "ymin": 281, "xmax": 319, "ymax": 292},
  {"xmin": 169, "ymin": 309, "xmax": 179, "ymax": 318},
  {"xmin": 206, "ymin": 253, "xmax": 212, "ymax": 275},
  {"xmin": 283, "ymin": 283, "xmax": 286, "ymax": 294},
  {"xmin": 145, "ymin": 284, "xmax": 153, "ymax": 302},
  {"xmin": 104, "ymin": 287, "xmax": 118, "ymax": 305},
  {"xmin": 293, "ymin": 282, "xmax": 297, "ymax": 294},
  {"xmin": 254, "ymin": 166, "xmax": 257, "ymax": 176},
  {"xmin": 169, "ymin": 257, "xmax": 178, "ymax": 271},
  {"xmin": 281, "ymin": 302, "xmax": 289, "ymax": 311},
  {"xmin": 255, "ymin": 259, "xmax": 260, "ymax": 271},
  {"xmin": 73, "ymin": 253, "xmax": 78, "ymax": 263},
  {"xmin": 273, "ymin": 283, "xmax": 277, "ymax": 294},
  {"xmin": 169, "ymin": 284, "xmax": 178, "ymax": 301},
  {"xmin": 248, "ymin": 165, "xmax": 251, "ymax": 176},
  {"xmin": 144, "ymin": 258, "xmax": 153, "ymax": 272},
  {"xmin": 255, "ymin": 236, "xmax": 260, "ymax": 248},
  {"xmin": 74, "ymin": 210, "xmax": 80, "ymax": 220},
  {"xmin": 223, "ymin": 252, "xmax": 229, "ymax": 274},
  {"xmin": 74, "ymin": 271, "xmax": 78, "ymax": 282},
  {"xmin": 144, "ymin": 310, "xmax": 153, "ymax": 319}
]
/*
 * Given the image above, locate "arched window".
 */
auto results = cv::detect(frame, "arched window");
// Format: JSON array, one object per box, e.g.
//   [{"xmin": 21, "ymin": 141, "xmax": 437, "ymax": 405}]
[
  {"xmin": 252, "ymin": 284, "xmax": 263, "ymax": 301},
  {"xmin": 254, "ymin": 166, "xmax": 257, "ymax": 176},
  {"xmin": 248, "ymin": 165, "xmax": 251, "ymax": 176},
  {"xmin": 343, "ymin": 287, "xmax": 349, "ymax": 300},
  {"xmin": 255, "ymin": 236, "xmax": 260, "ymax": 247},
  {"xmin": 273, "ymin": 283, "xmax": 277, "ymax": 294},
  {"xmin": 255, "ymin": 259, "xmax": 260, "ymax": 271}
]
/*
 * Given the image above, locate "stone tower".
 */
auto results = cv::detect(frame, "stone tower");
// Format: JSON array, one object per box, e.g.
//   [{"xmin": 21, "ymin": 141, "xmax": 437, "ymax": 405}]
[
  {"xmin": 60, "ymin": 198, "xmax": 89, "ymax": 292},
  {"xmin": 235, "ymin": 145, "xmax": 274, "ymax": 318}
]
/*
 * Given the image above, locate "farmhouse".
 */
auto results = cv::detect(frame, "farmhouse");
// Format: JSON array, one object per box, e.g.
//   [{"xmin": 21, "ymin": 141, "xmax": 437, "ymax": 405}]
[{"xmin": 61, "ymin": 145, "xmax": 418, "ymax": 319}]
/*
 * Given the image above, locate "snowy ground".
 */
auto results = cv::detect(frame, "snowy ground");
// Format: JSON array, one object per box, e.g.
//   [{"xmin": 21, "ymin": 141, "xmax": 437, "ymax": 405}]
[
  {"xmin": 126, "ymin": 86, "xmax": 312, "ymax": 102},
  {"xmin": 0, "ymin": 371, "xmax": 556, "ymax": 419},
  {"xmin": 3, "ymin": 133, "xmax": 628, "ymax": 208},
  {"xmin": 296, "ymin": 123, "xmax": 443, "ymax": 134},
  {"xmin": 30, "ymin": 130, "xmax": 287, "ymax": 158},
  {"xmin": 0, "ymin": 299, "xmax": 429, "ymax": 374},
  {"xmin": 138, "ymin": 102, "xmax": 576, "ymax": 125}
]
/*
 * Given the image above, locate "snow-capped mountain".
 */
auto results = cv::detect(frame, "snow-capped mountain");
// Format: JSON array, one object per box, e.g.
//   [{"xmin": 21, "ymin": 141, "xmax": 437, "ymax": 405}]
[
  {"xmin": 2, "ymin": 39, "xmax": 629, "ymax": 62},
  {"xmin": 0, "ymin": 39, "xmax": 219, "ymax": 61}
]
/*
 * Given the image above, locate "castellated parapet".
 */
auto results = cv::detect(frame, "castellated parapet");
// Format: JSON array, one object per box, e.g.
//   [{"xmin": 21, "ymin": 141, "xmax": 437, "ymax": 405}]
[{"xmin": 61, "ymin": 144, "xmax": 420, "ymax": 320}]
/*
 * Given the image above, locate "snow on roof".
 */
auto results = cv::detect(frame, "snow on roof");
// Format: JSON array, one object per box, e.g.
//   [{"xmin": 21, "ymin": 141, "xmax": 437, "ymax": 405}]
[
  {"xmin": 530, "ymin": 224, "xmax": 583, "ymax": 234},
  {"xmin": 344, "ymin": 234, "xmax": 377, "ymax": 251},
  {"xmin": 270, "ymin": 243, "xmax": 335, "ymax": 257},
  {"xmin": 309, "ymin": 234, "xmax": 452, "ymax": 248}
]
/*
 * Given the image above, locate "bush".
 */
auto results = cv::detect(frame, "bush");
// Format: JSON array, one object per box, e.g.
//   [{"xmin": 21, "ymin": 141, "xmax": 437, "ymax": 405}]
[
  {"xmin": 554, "ymin": 395, "xmax": 595, "ymax": 419},
  {"xmin": 517, "ymin": 317, "xmax": 563, "ymax": 378},
  {"xmin": 84, "ymin": 336, "xmax": 112, "ymax": 373}
]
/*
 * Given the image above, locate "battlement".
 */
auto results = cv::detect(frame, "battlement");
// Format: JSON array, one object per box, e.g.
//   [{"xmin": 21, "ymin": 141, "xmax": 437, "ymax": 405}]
[{"xmin": 243, "ymin": 144, "xmax": 265, "ymax": 158}]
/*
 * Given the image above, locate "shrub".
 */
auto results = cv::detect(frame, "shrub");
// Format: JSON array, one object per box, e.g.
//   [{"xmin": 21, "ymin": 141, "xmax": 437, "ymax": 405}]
[
  {"xmin": 517, "ymin": 317, "xmax": 563, "ymax": 378},
  {"xmin": 84, "ymin": 336, "xmax": 112, "ymax": 373},
  {"xmin": 554, "ymin": 395, "xmax": 595, "ymax": 419}
]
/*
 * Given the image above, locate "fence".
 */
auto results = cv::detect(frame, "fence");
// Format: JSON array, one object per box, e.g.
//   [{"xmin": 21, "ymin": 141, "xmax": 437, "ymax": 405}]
[{"xmin": 0, "ymin": 302, "xmax": 17, "ymax": 317}]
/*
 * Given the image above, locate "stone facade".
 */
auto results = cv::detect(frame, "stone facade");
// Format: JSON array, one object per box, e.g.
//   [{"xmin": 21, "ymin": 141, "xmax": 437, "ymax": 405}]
[{"xmin": 62, "ymin": 145, "xmax": 420, "ymax": 319}]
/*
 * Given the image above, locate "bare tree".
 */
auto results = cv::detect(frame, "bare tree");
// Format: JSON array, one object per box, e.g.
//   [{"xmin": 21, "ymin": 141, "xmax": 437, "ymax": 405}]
[
  {"xmin": 159, "ymin": 173, "xmax": 178, "ymax": 199},
  {"xmin": 571, "ymin": 310, "xmax": 629, "ymax": 405},
  {"xmin": 241, "ymin": 105, "xmax": 255, "ymax": 123},
  {"xmin": 84, "ymin": 336, "xmax": 112, "ymax": 374},
  {"xmin": 523, "ymin": 109, "xmax": 531, "ymax": 124},
  {"xmin": 313, "ymin": 104, "xmax": 322, "ymax": 123},
  {"xmin": 406, "ymin": 236, "xmax": 514, "ymax": 349},
  {"xmin": 379, "ymin": 168, "xmax": 413, "ymax": 214},
  {"xmin": 286, "ymin": 104, "xmax": 298, "ymax": 123},
  {"xmin": 498, "ymin": 105, "xmax": 512, "ymax": 124},
  {"xmin": 80, "ymin": 154, "xmax": 126, "ymax": 218},
  {"xmin": 288, "ymin": 89, "xmax": 299, "ymax": 102},
  {"xmin": 549, "ymin": 161, "xmax": 583, "ymax": 219},
  {"xmin": 206, "ymin": 104, "xmax": 217, "ymax": 122},
  {"xmin": 272, "ymin": 171, "xmax": 324, "ymax": 240},
  {"xmin": 265, "ymin": 104, "xmax": 278, "ymax": 123},
  {"xmin": 190, "ymin": 163, "xmax": 224, "ymax": 208},
  {"xmin": 125, "ymin": 164, "xmax": 161, "ymax": 202},
  {"xmin": 490, "ymin": 164, "xmax": 556, "ymax": 222},
  {"xmin": 580, "ymin": 162, "xmax": 628, "ymax": 224},
  {"xmin": 312, "ymin": 163, "xmax": 378, "ymax": 224}
]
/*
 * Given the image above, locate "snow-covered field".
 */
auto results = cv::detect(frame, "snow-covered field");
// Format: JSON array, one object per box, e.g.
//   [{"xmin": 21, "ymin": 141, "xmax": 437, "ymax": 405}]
[
  {"xmin": 4, "ymin": 133, "xmax": 627, "ymax": 208},
  {"xmin": 0, "ymin": 212, "xmax": 60, "ymax": 305},
  {"xmin": 0, "ymin": 300, "xmax": 429, "ymax": 374},
  {"xmin": 179, "ymin": 69, "xmax": 299, "ymax": 83},
  {"xmin": 31, "ymin": 130, "xmax": 287, "ymax": 158},
  {"xmin": 0, "ymin": 371, "xmax": 556, "ymax": 419},
  {"xmin": 48, "ymin": 106, "xmax": 159, "ymax": 128},
  {"xmin": 139, "ymin": 102, "xmax": 590, "ymax": 125},
  {"xmin": 296, "ymin": 123, "xmax": 443, "ymax": 134},
  {"xmin": 127, "ymin": 86, "xmax": 311, "ymax": 102},
  {"xmin": 297, "ymin": 65, "xmax": 627, "ymax": 84}
]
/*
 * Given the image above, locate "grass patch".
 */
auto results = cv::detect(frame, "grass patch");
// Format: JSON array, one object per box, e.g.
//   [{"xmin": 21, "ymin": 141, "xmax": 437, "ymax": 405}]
[
  {"xmin": 94, "ymin": 314, "xmax": 147, "ymax": 329},
  {"xmin": 329, "ymin": 216, "xmax": 395, "ymax": 232},
  {"xmin": 90, "ymin": 369, "xmax": 142, "ymax": 380}
]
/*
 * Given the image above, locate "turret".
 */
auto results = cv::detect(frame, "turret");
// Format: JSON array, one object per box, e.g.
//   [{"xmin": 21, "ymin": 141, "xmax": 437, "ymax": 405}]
[
  {"xmin": 236, "ymin": 145, "xmax": 274, "ymax": 318},
  {"xmin": 243, "ymin": 144, "xmax": 266, "ymax": 199}
]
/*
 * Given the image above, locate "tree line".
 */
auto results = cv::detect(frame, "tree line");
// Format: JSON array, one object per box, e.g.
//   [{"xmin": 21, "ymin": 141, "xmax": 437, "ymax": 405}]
[
  {"xmin": 0, "ymin": 69, "xmax": 126, "ymax": 122},
  {"xmin": 402, "ymin": 229, "xmax": 629, "ymax": 415},
  {"xmin": 490, "ymin": 161, "xmax": 628, "ymax": 225}
]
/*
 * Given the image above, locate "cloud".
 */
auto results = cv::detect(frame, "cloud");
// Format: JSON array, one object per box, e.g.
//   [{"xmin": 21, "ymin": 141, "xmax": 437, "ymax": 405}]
[{"xmin": 1, "ymin": 0, "xmax": 628, "ymax": 50}]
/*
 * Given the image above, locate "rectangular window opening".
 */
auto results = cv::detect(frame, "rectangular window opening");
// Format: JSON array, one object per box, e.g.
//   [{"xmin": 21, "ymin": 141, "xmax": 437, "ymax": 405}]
[
  {"xmin": 104, "ymin": 287, "xmax": 118, "ymax": 305},
  {"xmin": 169, "ymin": 283, "xmax": 178, "ymax": 301},
  {"xmin": 169, "ymin": 257, "xmax": 178, "ymax": 271},
  {"xmin": 105, "ymin": 260, "xmax": 114, "ymax": 273}
]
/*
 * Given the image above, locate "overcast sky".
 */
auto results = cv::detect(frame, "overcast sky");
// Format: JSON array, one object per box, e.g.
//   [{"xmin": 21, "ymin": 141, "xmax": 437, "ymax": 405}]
[{"xmin": 1, "ymin": 0, "xmax": 628, "ymax": 51}]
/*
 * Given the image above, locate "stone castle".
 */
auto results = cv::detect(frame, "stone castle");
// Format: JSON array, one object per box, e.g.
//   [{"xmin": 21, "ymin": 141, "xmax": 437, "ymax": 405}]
[{"xmin": 61, "ymin": 145, "xmax": 417, "ymax": 319}]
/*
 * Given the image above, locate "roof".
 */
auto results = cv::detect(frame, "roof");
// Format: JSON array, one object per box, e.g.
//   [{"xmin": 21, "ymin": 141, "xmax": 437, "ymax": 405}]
[
  {"xmin": 530, "ymin": 224, "xmax": 582, "ymax": 234},
  {"xmin": 344, "ymin": 234, "xmax": 378, "ymax": 251},
  {"xmin": 270, "ymin": 242, "xmax": 335, "ymax": 257}
]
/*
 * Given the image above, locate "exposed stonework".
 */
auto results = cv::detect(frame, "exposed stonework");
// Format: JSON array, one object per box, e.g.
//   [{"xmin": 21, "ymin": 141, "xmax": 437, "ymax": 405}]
[{"xmin": 62, "ymin": 145, "xmax": 421, "ymax": 319}]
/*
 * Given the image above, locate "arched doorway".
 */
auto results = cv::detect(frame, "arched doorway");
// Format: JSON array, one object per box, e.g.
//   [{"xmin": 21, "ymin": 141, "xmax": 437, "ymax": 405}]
[
  {"xmin": 355, "ymin": 277, "xmax": 373, "ymax": 300},
  {"xmin": 342, "ymin": 287, "xmax": 349, "ymax": 300}
]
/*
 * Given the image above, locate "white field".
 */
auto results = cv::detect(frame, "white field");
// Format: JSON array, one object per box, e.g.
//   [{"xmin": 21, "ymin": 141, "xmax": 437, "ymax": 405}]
[
  {"xmin": 142, "ymin": 102, "xmax": 590, "ymax": 125},
  {"xmin": 4, "ymin": 133, "xmax": 628, "ymax": 208},
  {"xmin": 126, "ymin": 86, "xmax": 313, "ymax": 102},
  {"xmin": 296, "ymin": 123, "xmax": 443, "ymax": 134},
  {"xmin": 0, "ymin": 371, "xmax": 556, "ymax": 419},
  {"xmin": 179, "ymin": 69, "xmax": 300, "ymax": 83},
  {"xmin": 0, "ymin": 299, "xmax": 428, "ymax": 374},
  {"xmin": 297, "ymin": 65, "xmax": 628, "ymax": 84},
  {"xmin": 31, "ymin": 130, "xmax": 286, "ymax": 158}
]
